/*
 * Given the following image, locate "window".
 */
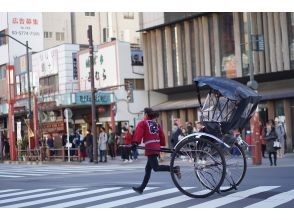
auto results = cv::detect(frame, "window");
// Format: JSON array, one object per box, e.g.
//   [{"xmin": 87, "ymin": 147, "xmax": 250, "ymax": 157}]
[
  {"xmin": 39, "ymin": 74, "xmax": 58, "ymax": 95},
  {"xmin": 240, "ymin": 13, "xmax": 249, "ymax": 76},
  {"xmin": 189, "ymin": 20, "xmax": 197, "ymax": 78},
  {"xmin": 0, "ymin": 65, "xmax": 6, "ymax": 80},
  {"xmin": 219, "ymin": 13, "xmax": 236, "ymax": 78},
  {"xmin": 180, "ymin": 23, "xmax": 187, "ymax": 85},
  {"xmin": 124, "ymin": 79, "xmax": 144, "ymax": 90},
  {"xmin": 85, "ymin": 12, "xmax": 95, "ymax": 16},
  {"xmin": 55, "ymin": 32, "xmax": 65, "ymax": 41},
  {"xmin": 287, "ymin": 12, "xmax": 294, "ymax": 69},
  {"xmin": 0, "ymin": 30, "xmax": 7, "ymax": 46},
  {"xmin": 123, "ymin": 12, "xmax": 134, "ymax": 19},
  {"xmin": 103, "ymin": 28, "xmax": 109, "ymax": 43},
  {"xmin": 161, "ymin": 28, "xmax": 168, "ymax": 87},
  {"xmin": 171, "ymin": 25, "xmax": 180, "ymax": 86},
  {"xmin": 44, "ymin": 31, "xmax": 53, "ymax": 39},
  {"xmin": 208, "ymin": 15, "xmax": 216, "ymax": 76}
]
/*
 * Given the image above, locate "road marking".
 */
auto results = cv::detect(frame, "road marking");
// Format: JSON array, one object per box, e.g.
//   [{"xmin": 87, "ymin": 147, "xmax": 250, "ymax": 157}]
[
  {"xmin": 189, "ymin": 186, "xmax": 280, "ymax": 208},
  {"xmin": 0, "ymin": 189, "xmax": 85, "ymax": 205},
  {"xmin": 44, "ymin": 187, "xmax": 155, "ymax": 208},
  {"xmin": 137, "ymin": 189, "xmax": 209, "ymax": 208},
  {"xmin": 0, "ymin": 189, "xmax": 21, "ymax": 194},
  {"xmin": 89, "ymin": 188, "xmax": 193, "ymax": 208},
  {"xmin": 1, "ymin": 188, "xmax": 119, "ymax": 208},
  {"xmin": 0, "ymin": 189, "xmax": 51, "ymax": 199},
  {"xmin": 246, "ymin": 189, "xmax": 294, "ymax": 208},
  {"xmin": 0, "ymin": 174, "xmax": 22, "ymax": 178}
]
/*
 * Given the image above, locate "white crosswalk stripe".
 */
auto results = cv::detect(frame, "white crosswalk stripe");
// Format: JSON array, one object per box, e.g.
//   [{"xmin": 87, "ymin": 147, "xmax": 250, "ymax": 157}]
[
  {"xmin": 1, "ymin": 187, "xmax": 119, "ymax": 208},
  {"xmin": 0, "ymin": 164, "xmax": 142, "ymax": 178},
  {"xmin": 88, "ymin": 188, "xmax": 189, "ymax": 208},
  {"xmin": 0, "ymin": 186, "xmax": 293, "ymax": 208},
  {"xmin": 246, "ymin": 189, "xmax": 294, "ymax": 208},
  {"xmin": 189, "ymin": 186, "xmax": 280, "ymax": 208},
  {"xmin": 44, "ymin": 187, "xmax": 155, "ymax": 208}
]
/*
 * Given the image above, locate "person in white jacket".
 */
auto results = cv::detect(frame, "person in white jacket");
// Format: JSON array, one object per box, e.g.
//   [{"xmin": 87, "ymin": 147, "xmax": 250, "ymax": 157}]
[{"xmin": 98, "ymin": 127, "xmax": 108, "ymax": 162}]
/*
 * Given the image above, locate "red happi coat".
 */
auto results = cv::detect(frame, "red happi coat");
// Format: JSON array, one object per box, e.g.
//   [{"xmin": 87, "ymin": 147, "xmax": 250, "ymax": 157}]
[{"xmin": 132, "ymin": 117, "xmax": 166, "ymax": 156}]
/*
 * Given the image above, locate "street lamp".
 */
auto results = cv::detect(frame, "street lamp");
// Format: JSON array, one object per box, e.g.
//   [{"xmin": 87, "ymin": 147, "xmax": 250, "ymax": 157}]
[{"xmin": 0, "ymin": 33, "xmax": 33, "ymax": 152}]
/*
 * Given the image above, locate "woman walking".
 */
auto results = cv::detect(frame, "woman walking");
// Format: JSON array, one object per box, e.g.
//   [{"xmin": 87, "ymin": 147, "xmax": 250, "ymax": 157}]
[{"xmin": 264, "ymin": 120, "xmax": 278, "ymax": 166}]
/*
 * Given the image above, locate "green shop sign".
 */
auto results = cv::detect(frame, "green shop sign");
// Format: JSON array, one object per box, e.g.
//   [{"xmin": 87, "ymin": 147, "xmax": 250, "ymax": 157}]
[{"xmin": 75, "ymin": 92, "xmax": 112, "ymax": 105}]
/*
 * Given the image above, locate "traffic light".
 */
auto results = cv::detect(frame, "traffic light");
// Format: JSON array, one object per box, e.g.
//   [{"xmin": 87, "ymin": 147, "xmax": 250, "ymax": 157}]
[{"xmin": 126, "ymin": 81, "xmax": 134, "ymax": 103}]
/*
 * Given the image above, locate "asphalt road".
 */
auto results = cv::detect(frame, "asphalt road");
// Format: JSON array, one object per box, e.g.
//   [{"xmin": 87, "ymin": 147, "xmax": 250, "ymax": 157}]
[{"xmin": 0, "ymin": 158, "xmax": 294, "ymax": 208}]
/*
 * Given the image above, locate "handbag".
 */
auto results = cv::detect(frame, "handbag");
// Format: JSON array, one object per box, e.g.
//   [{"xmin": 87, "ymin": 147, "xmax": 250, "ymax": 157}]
[{"xmin": 273, "ymin": 140, "xmax": 281, "ymax": 149}]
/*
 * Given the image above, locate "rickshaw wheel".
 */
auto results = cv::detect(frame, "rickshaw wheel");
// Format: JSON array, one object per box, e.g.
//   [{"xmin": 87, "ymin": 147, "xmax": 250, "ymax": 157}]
[
  {"xmin": 170, "ymin": 136, "xmax": 226, "ymax": 198},
  {"xmin": 220, "ymin": 143, "xmax": 247, "ymax": 192}
]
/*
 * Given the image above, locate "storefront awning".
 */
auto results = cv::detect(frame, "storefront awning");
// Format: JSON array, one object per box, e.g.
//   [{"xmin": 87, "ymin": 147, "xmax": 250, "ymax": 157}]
[{"xmin": 152, "ymin": 98, "xmax": 199, "ymax": 111}]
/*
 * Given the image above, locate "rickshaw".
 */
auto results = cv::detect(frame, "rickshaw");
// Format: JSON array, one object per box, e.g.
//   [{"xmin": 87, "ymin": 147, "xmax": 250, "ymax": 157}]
[{"xmin": 127, "ymin": 76, "xmax": 261, "ymax": 198}]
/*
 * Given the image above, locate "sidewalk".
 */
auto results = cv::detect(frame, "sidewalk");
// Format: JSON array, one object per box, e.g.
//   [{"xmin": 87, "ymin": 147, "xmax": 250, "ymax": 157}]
[
  {"xmin": 247, "ymin": 152, "xmax": 294, "ymax": 168},
  {"xmin": 1, "ymin": 153, "xmax": 294, "ymax": 167}
]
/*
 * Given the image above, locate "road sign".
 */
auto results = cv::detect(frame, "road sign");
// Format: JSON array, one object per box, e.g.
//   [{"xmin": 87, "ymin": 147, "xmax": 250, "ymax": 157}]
[{"xmin": 64, "ymin": 108, "xmax": 73, "ymax": 119}]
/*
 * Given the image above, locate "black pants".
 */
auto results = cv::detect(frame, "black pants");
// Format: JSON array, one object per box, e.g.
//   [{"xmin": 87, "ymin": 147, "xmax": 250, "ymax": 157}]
[
  {"xmin": 268, "ymin": 152, "xmax": 277, "ymax": 165},
  {"xmin": 138, "ymin": 155, "xmax": 170, "ymax": 191},
  {"xmin": 261, "ymin": 144, "xmax": 266, "ymax": 157}
]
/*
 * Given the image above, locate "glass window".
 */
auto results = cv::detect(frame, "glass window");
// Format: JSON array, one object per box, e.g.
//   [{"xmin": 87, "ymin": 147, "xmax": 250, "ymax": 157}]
[
  {"xmin": 123, "ymin": 12, "xmax": 134, "ymax": 19},
  {"xmin": 0, "ymin": 30, "xmax": 7, "ymax": 46},
  {"xmin": 275, "ymin": 100, "xmax": 284, "ymax": 116},
  {"xmin": 180, "ymin": 23, "xmax": 187, "ymax": 85},
  {"xmin": 189, "ymin": 20, "xmax": 197, "ymax": 78},
  {"xmin": 219, "ymin": 13, "xmax": 237, "ymax": 78},
  {"xmin": 208, "ymin": 15, "xmax": 215, "ymax": 76},
  {"xmin": 287, "ymin": 12, "xmax": 294, "ymax": 69},
  {"xmin": 85, "ymin": 12, "xmax": 95, "ymax": 17},
  {"xmin": 0, "ymin": 64, "xmax": 6, "ymax": 80},
  {"xmin": 56, "ymin": 32, "xmax": 64, "ymax": 41},
  {"xmin": 44, "ymin": 31, "xmax": 53, "ymax": 39},
  {"xmin": 161, "ymin": 28, "xmax": 168, "ymax": 87},
  {"xmin": 39, "ymin": 74, "xmax": 58, "ymax": 95},
  {"xmin": 124, "ymin": 79, "xmax": 144, "ymax": 90},
  {"xmin": 171, "ymin": 25, "xmax": 179, "ymax": 86},
  {"xmin": 240, "ymin": 13, "xmax": 249, "ymax": 76}
]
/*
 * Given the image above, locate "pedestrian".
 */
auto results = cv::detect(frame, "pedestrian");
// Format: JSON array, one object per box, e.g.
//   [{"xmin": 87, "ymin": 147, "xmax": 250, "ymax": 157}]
[
  {"xmin": 46, "ymin": 134, "xmax": 55, "ymax": 157},
  {"xmin": 122, "ymin": 127, "xmax": 133, "ymax": 163},
  {"xmin": 130, "ymin": 125, "xmax": 139, "ymax": 160},
  {"xmin": 98, "ymin": 127, "xmax": 108, "ymax": 162},
  {"xmin": 3, "ymin": 137, "xmax": 10, "ymax": 160},
  {"xmin": 264, "ymin": 120, "xmax": 278, "ymax": 166},
  {"xmin": 274, "ymin": 117, "xmax": 286, "ymax": 158},
  {"xmin": 170, "ymin": 121, "xmax": 181, "ymax": 148},
  {"xmin": 78, "ymin": 130, "xmax": 86, "ymax": 161},
  {"xmin": 178, "ymin": 127, "xmax": 186, "ymax": 142},
  {"xmin": 107, "ymin": 127, "xmax": 116, "ymax": 159},
  {"xmin": 260, "ymin": 121, "xmax": 267, "ymax": 158},
  {"xmin": 84, "ymin": 129, "xmax": 93, "ymax": 162},
  {"xmin": 186, "ymin": 122, "xmax": 194, "ymax": 135},
  {"xmin": 131, "ymin": 107, "xmax": 181, "ymax": 194}
]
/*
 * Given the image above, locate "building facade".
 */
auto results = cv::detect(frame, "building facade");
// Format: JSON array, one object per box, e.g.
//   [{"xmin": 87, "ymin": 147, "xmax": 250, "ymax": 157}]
[{"xmin": 140, "ymin": 12, "xmax": 294, "ymax": 152}]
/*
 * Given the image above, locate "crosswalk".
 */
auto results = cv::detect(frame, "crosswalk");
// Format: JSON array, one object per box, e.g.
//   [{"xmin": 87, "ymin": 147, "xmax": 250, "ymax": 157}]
[
  {"xmin": 0, "ymin": 186, "xmax": 293, "ymax": 208},
  {"xmin": 0, "ymin": 164, "xmax": 143, "ymax": 178}
]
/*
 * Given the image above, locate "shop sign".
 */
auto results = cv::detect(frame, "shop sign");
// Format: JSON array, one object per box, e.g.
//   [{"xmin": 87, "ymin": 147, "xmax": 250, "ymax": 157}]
[
  {"xmin": 38, "ymin": 101, "xmax": 57, "ymax": 111},
  {"xmin": 75, "ymin": 92, "xmax": 112, "ymax": 105},
  {"xmin": 42, "ymin": 121, "xmax": 65, "ymax": 133}
]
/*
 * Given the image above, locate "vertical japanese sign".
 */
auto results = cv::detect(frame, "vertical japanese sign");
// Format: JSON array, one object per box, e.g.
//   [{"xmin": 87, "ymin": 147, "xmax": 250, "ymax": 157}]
[{"xmin": 17, "ymin": 121, "xmax": 22, "ymax": 141}]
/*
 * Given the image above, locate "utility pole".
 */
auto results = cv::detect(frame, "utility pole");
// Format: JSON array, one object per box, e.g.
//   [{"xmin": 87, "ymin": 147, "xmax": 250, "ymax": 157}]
[
  {"xmin": 88, "ymin": 25, "xmax": 98, "ymax": 163},
  {"xmin": 246, "ymin": 12, "xmax": 261, "ymax": 165}
]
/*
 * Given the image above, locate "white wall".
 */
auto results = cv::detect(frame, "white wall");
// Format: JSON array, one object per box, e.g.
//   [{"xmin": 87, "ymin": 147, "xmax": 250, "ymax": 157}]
[
  {"xmin": 32, "ymin": 44, "xmax": 80, "ymax": 94},
  {"xmin": 0, "ymin": 12, "xmax": 8, "ymax": 31},
  {"xmin": 0, "ymin": 45, "xmax": 9, "ymax": 65},
  {"xmin": 142, "ymin": 12, "xmax": 164, "ymax": 30},
  {"xmin": 42, "ymin": 12, "xmax": 72, "ymax": 49}
]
